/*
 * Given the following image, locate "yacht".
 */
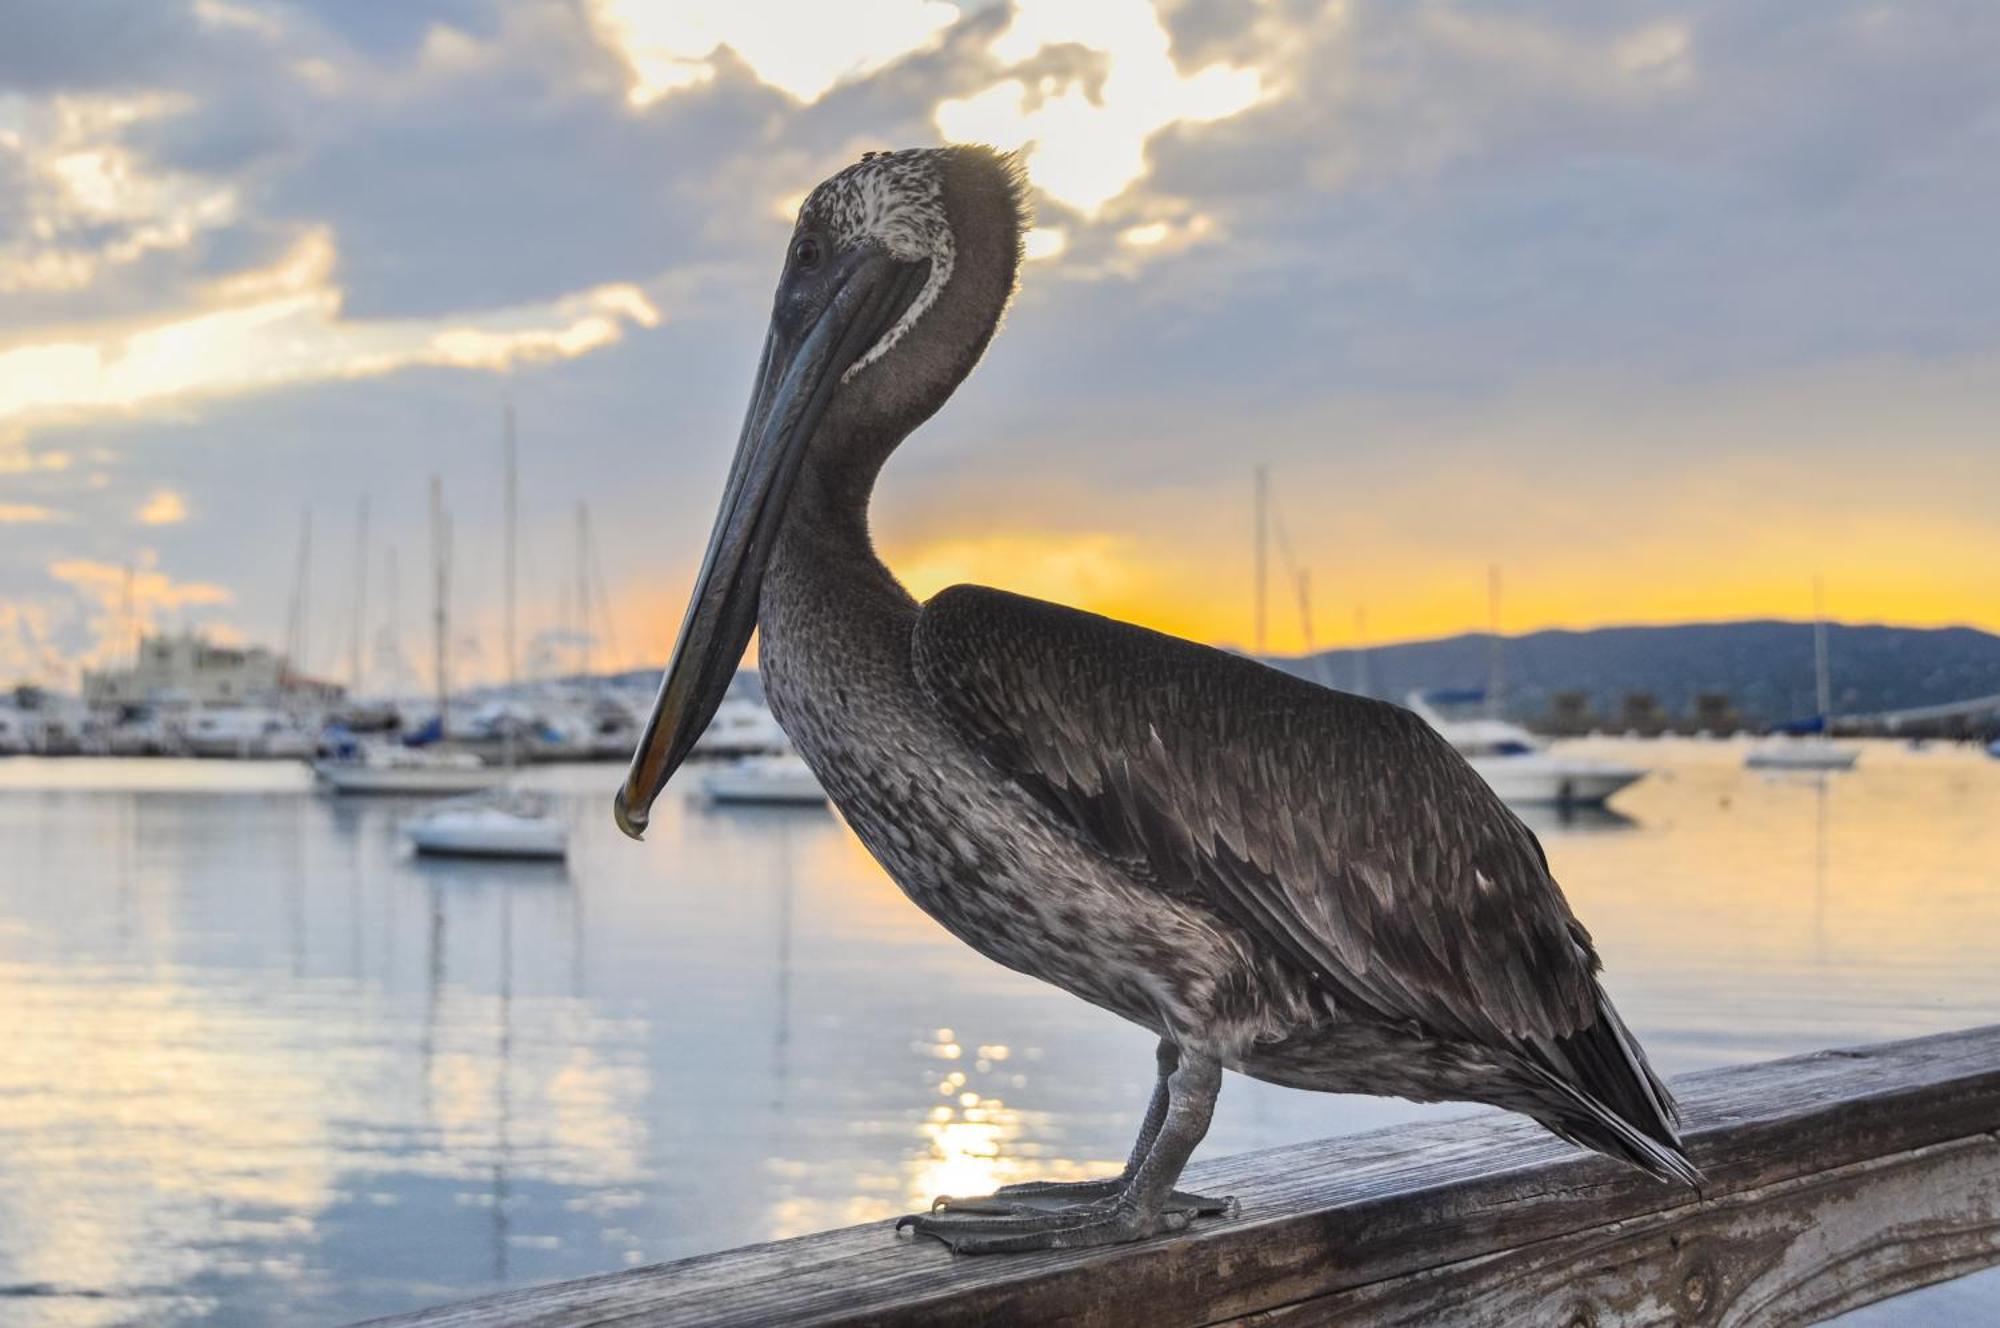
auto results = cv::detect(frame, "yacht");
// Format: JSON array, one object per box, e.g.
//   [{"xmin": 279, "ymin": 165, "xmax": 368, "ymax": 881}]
[
  {"xmin": 312, "ymin": 738, "xmax": 497, "ymax": 794},
  {"xmin": 699, "ymin": 752, "xmax": 828, "ymax": 806},
  {"xmin": 1745, "ymin": 578, "xmax": 1860, "ymax": 773},
  {"xmin": 693, "ymin": 696, "xmax": 791, "ymax": 757},
  {"xmin": 1406, "ymin": 690, "xmax": 1646, "ymax": 808},
  {"xmin": 181, "ymin": 707, "xmax": 315, "ymax": 759},
  {"xmin": 1745, "ymin": 738, "xmax": 1860, "ymax": 772},
  {"xmin": 0, "ymin": 706, "xmax": 38, "ymax": 756},
  {"xmin": 406, "ymin": 788, "xmax": 567, "ymax": 859}
]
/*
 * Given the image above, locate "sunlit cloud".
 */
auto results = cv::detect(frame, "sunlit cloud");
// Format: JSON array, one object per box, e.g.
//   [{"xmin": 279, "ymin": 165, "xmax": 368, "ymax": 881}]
[
  {"xmin": 0, "ymin": 448, "xmax": 70, "ymax": 474},
  {"xmin": 136, "ymin": 491, "xmax": 189, "ymax": 526},
  {"xmin": 934, "ymin": 0, "xmax": 1265, "ymax": 215},
  {"xmin": 0, "ymin": 93, "xmax": 238, "ymax": 295},
  {"xmin": 12, "ymin": 551, "xmax": 237, "ymax": 686},
  {"xmin": 0, "ymin": 227, "xmax": 662, "ymax": 430},
  {"xmin": 585, "ymin": 0, "xmax": 960, "ymax": 105},
  {"xmin": 1023, "ymin": 226, "xmax": 1068, "ymax": 261},
  {"xmin": 0, "ymin": 504, "xmax": 64, "ymax": 524}
]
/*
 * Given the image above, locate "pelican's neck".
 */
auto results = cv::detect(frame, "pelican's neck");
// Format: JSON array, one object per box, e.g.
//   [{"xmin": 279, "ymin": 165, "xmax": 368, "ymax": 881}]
[{"xmin": 761, "ymin": 439, "xmax": 916, "ymax": 677}]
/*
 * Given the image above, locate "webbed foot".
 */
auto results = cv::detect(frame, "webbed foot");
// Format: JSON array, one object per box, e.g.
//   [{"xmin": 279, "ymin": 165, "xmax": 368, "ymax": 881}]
[
  {"xmin": 897, "ymin": 1201, "xmax": 1191, "ymax": 1254},
  {"xmin": 929, "ymin": 1178, "xmax": 1233, "ymax": 1219}
]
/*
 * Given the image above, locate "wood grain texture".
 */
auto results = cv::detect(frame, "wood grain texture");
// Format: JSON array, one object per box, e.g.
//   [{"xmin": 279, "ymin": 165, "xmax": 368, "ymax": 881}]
[{"xmin": 353, "ymin": 1024, "xmax": 2000, "ymax": 1328}]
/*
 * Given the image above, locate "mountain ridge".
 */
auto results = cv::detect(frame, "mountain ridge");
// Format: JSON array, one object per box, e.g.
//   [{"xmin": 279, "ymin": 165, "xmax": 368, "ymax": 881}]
[{"xmin": 1263, "ymin": 619, "xmax": 2000, "ymax": 723}]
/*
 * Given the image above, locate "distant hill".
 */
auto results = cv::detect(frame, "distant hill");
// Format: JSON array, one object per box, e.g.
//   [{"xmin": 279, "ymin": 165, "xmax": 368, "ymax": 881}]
[{"xmin": 1266, "ymin": 621, "xmax": 2000, "ymax": 725}]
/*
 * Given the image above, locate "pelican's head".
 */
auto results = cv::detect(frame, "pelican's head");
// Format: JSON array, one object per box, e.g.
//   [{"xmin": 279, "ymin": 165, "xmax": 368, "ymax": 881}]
[{"xmin": 616, "ymin": 145, "xmax": 1028, "ymax": 838}]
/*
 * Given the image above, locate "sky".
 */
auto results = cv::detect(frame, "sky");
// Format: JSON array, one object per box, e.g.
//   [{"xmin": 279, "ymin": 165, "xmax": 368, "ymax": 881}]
[{"xmin": 2, "ymin": 0, "xmax": 1998, "ymax": 692}]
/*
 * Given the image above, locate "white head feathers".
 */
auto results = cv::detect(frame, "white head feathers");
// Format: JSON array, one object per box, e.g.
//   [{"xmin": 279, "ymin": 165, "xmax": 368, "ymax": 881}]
[{"xmin": 800, "ymin": 149, "xmax": 956, "ymax": 383}]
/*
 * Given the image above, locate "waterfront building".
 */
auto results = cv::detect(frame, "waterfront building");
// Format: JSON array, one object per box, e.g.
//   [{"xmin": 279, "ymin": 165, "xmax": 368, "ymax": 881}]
[{"xmin": 82, "ymin": 632, "xmax": 343, "ymax": 709}]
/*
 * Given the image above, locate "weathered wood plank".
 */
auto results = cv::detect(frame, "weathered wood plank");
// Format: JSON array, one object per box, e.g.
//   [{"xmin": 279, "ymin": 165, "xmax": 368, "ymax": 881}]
[
  {"xmin": 354, "ymin": 1024, "xmax": 2000, "ymax": 1328},
  {"xmin": 1227, "ymin": 1133, "xmax": 2000, "ymax": 1326}
]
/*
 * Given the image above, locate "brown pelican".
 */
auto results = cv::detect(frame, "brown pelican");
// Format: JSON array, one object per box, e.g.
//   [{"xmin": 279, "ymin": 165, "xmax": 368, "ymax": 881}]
[{"xmin": 618, "ymin": 145, "xmax": 1698, "ymax": 1253}]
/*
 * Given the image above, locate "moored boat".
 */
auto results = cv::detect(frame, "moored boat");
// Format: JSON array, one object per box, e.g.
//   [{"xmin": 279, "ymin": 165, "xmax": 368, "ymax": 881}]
[
  {"xmin": 406, "ymin": 788, "xmax": 567, "ymax": 859},
  {"xmin": 312, "ymin": 741, "xmax": 498, "ymax": 795},
  {"xmin": 1745, "ymin": 739, "xmax": 1860, "ymax": 772},
  {"xmin": 699, "ymin": 753, "xmax": 827, "ymax": 806},
  {"xmin": 1406, "ymin": 690, "xmax": 1646, "ymax": 808}
]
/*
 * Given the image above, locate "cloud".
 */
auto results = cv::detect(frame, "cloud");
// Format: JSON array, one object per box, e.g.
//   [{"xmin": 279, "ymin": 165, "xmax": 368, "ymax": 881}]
[
  {"xmin": 136, "ymin": 490, "xmax": 188, "ymax": 525},
  {"xmin": 0, "ymin": 92, "xmax": 240, "ymax": 298},
  {"xmin": 0, "ymin": 504, "xmax": 64, "ymax": 524},
  {"xmin": 934, "ymin": 0, "xmax": 1265, "ymax": 215},
  {"xmin": 0, "ymin": 552, "xmax": 236, "ymax": 686},
  {"xmin": 585, "ymin": 0, "xmax": 962, "ymax": 105},
  {"xmin": 0, "ymin": 225, "xmax": 662, "ymax": 429}
]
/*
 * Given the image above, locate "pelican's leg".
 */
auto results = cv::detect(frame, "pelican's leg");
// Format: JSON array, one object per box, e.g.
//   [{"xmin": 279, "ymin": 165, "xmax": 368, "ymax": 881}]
[
  {"xmin": 926, "ymin": 1040, "xmax": 1229, "ymax": 1216},
  {"xmin": 898, "ymin": 1045, "xmax": 1232, "ymax": 1254}
]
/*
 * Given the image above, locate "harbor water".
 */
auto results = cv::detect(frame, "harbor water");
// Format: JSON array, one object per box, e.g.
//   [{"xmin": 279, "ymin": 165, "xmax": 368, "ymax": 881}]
[{"xmin": 0, "ymin": 740, "xmax": 1996, "ymax": 1325}]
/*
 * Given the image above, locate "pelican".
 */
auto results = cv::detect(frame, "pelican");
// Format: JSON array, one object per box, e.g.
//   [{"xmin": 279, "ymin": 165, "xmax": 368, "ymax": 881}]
[{"xmin": 618, "ymin": 145, "xmax": 1698, "ymax": 1253}]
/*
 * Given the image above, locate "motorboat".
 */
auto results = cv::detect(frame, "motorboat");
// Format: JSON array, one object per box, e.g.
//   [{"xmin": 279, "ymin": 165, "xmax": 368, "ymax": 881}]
[
  {"xmin": 1745, "ymin": 739, "xmax": 1860, "ymax": 772},
  {"xmin": 312, "ymin": 738, "xmax": 498, "ymax": 795},
  {"xmin": 405, "ymin": 788, "xmax": 568, "ymax": 859},
  {"xmin": 1406, "ymin": 690, "xmax": 1646, "ymax": 808},
  {"xmin": 699, "ymin": 753, "xmax": 828, "ymax": 806},
  {"xmin": 693, "ymin": 697, "xmax": 792, "ymax": 757},
  {"xmin": 181, "ymin": 707, "xmax": 315, "ymax": 759},
  {"xmin": 0, "ymin": 706, "xmax": 39, "ymax": 756}
]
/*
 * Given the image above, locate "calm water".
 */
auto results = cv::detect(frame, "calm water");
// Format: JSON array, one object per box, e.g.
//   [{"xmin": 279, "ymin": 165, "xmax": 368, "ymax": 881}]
[{"xmin": 0, "ymin": 741, "xmax": 1996, "ymax": 1326}]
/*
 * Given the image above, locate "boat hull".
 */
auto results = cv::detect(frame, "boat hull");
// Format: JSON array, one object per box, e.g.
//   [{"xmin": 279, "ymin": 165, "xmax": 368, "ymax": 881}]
[
  {"xmin": 408, "ymin": 819, "xmax": 567, "ymax": 859},
  {"xmin": 313, "ymin": 760, "xmax": 499, "ymax": 795},
  {"xmin": 1465, "ymin": 755, "xmax": 1645, "ymax": 807},
  {"xmin": 1745, "ymin": 743, "xmax": 1860, "ymax": 771},
  {"xmin": 699, "ymin": 756, "xmax": 827, "ymax": 806}
]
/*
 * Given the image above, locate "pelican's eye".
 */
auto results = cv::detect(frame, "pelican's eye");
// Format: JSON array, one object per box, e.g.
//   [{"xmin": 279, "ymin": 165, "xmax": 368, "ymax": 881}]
[{"xmin": 791, "ymin": 235, "xmax": 823, "ymax": 274}]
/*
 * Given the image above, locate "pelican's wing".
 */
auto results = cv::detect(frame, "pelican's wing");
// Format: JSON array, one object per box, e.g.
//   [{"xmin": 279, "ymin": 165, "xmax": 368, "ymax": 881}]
[{"xmin": 913, "ymin": 585, "xmax": 1692, "ymax": 1180}]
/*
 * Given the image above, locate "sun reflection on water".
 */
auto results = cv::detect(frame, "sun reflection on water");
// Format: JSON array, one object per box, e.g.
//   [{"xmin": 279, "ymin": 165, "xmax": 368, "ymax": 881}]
[{"xmin": 904, "ymin": 1029, "xmax": 1116, "ymax": 1212}]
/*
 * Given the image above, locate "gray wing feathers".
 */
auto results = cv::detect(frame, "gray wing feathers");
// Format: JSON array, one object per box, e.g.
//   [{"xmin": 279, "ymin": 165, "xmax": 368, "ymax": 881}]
[{"xmin": 913, "ymin": 583, "xmax": 1596, "ymax": 1048}]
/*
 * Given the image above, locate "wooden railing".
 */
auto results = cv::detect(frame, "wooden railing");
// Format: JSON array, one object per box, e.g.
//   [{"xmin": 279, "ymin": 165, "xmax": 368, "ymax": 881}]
[{"xmin": 359, "ymin": 1024, "xmax": 2000, "ymax": 1327}]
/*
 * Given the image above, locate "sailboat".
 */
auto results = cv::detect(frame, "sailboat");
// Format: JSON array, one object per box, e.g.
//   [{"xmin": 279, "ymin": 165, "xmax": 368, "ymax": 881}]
[
  {"xmin": 406, "ymin": 405, "xmax": 569, "ymax": 859},
  {"xmin": 314, "ymin": 481, "xmax": 500, "ymax": 795},
  {"xmin": 1747, "ymin": 578, "xmax": 1860, "ymax": 772},
  {"xmin": 1410, "ymin": 567, "xmax": 1647, "ymax": 807}
]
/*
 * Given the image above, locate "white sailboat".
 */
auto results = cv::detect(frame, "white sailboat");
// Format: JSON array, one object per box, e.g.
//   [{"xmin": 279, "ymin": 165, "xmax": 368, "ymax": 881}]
[
  {"xmin": 406, "ymin": 403, "xmax": 568, "ymax": 859},
  {"xmin": 692, "ymin": 694, "xmax": 792, "ymax": 756},
  {"xmin": 315, "ymin": 480, "xmax": 500, "ymax": 795},
  {"xmin": 699, "ymin": 752, "xmax": 828, "ymax": 806},
  {"xmin": 1407, "ymin": 690, "xmax": 1647, "ymax": 807},
  {"xmin": 1747, "ymin": 578, "xmax": 1860, "ymax": 772}
]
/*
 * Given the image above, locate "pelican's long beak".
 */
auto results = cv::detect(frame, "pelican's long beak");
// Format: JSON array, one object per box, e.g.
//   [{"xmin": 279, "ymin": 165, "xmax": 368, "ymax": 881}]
[{"xmin": 616, "ymin": 249, "xmax": 930, "ymax": 839}]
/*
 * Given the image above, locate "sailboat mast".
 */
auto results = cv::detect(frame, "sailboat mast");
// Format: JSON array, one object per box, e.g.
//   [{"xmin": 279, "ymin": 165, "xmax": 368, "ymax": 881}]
[
  {"xmin": 286, "ymin": 507, "xmax": 313, "ymax": 679},
  {"xmin": 350, "ymin": 496, "xmax": 369, "ymax": 697},
  {"xmin": 503, "ymin": 404, "xmax": 518, "ymax": 770},
  {"xmin": 431, "ymin": 477, "xmax": 449, "ymax": 733},
  {"xmin": 1813, "ymin": 575, "xmax": 1832, "ymax": 725},
  {"xmin": 576, "ymin": 502, "xmax": 591, "ymax": 680},
  {"xmin": 1487, "ymin": 564, "xmax": 1505, "ymax": 719},
  {"xmin": 1253, "ymin": 465, "xmax": 1268, "ymax": 657},
  {"xmin": 1353, "ymin": 604, "xmax": 1371, "ymax": 697},
  {"xmin": 504, "ymin": 404, "xmax": 517, "ymax": 694},
  {"xmin": 384, "ymin": 546, "xmax": 401, "ymax": 700}
]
